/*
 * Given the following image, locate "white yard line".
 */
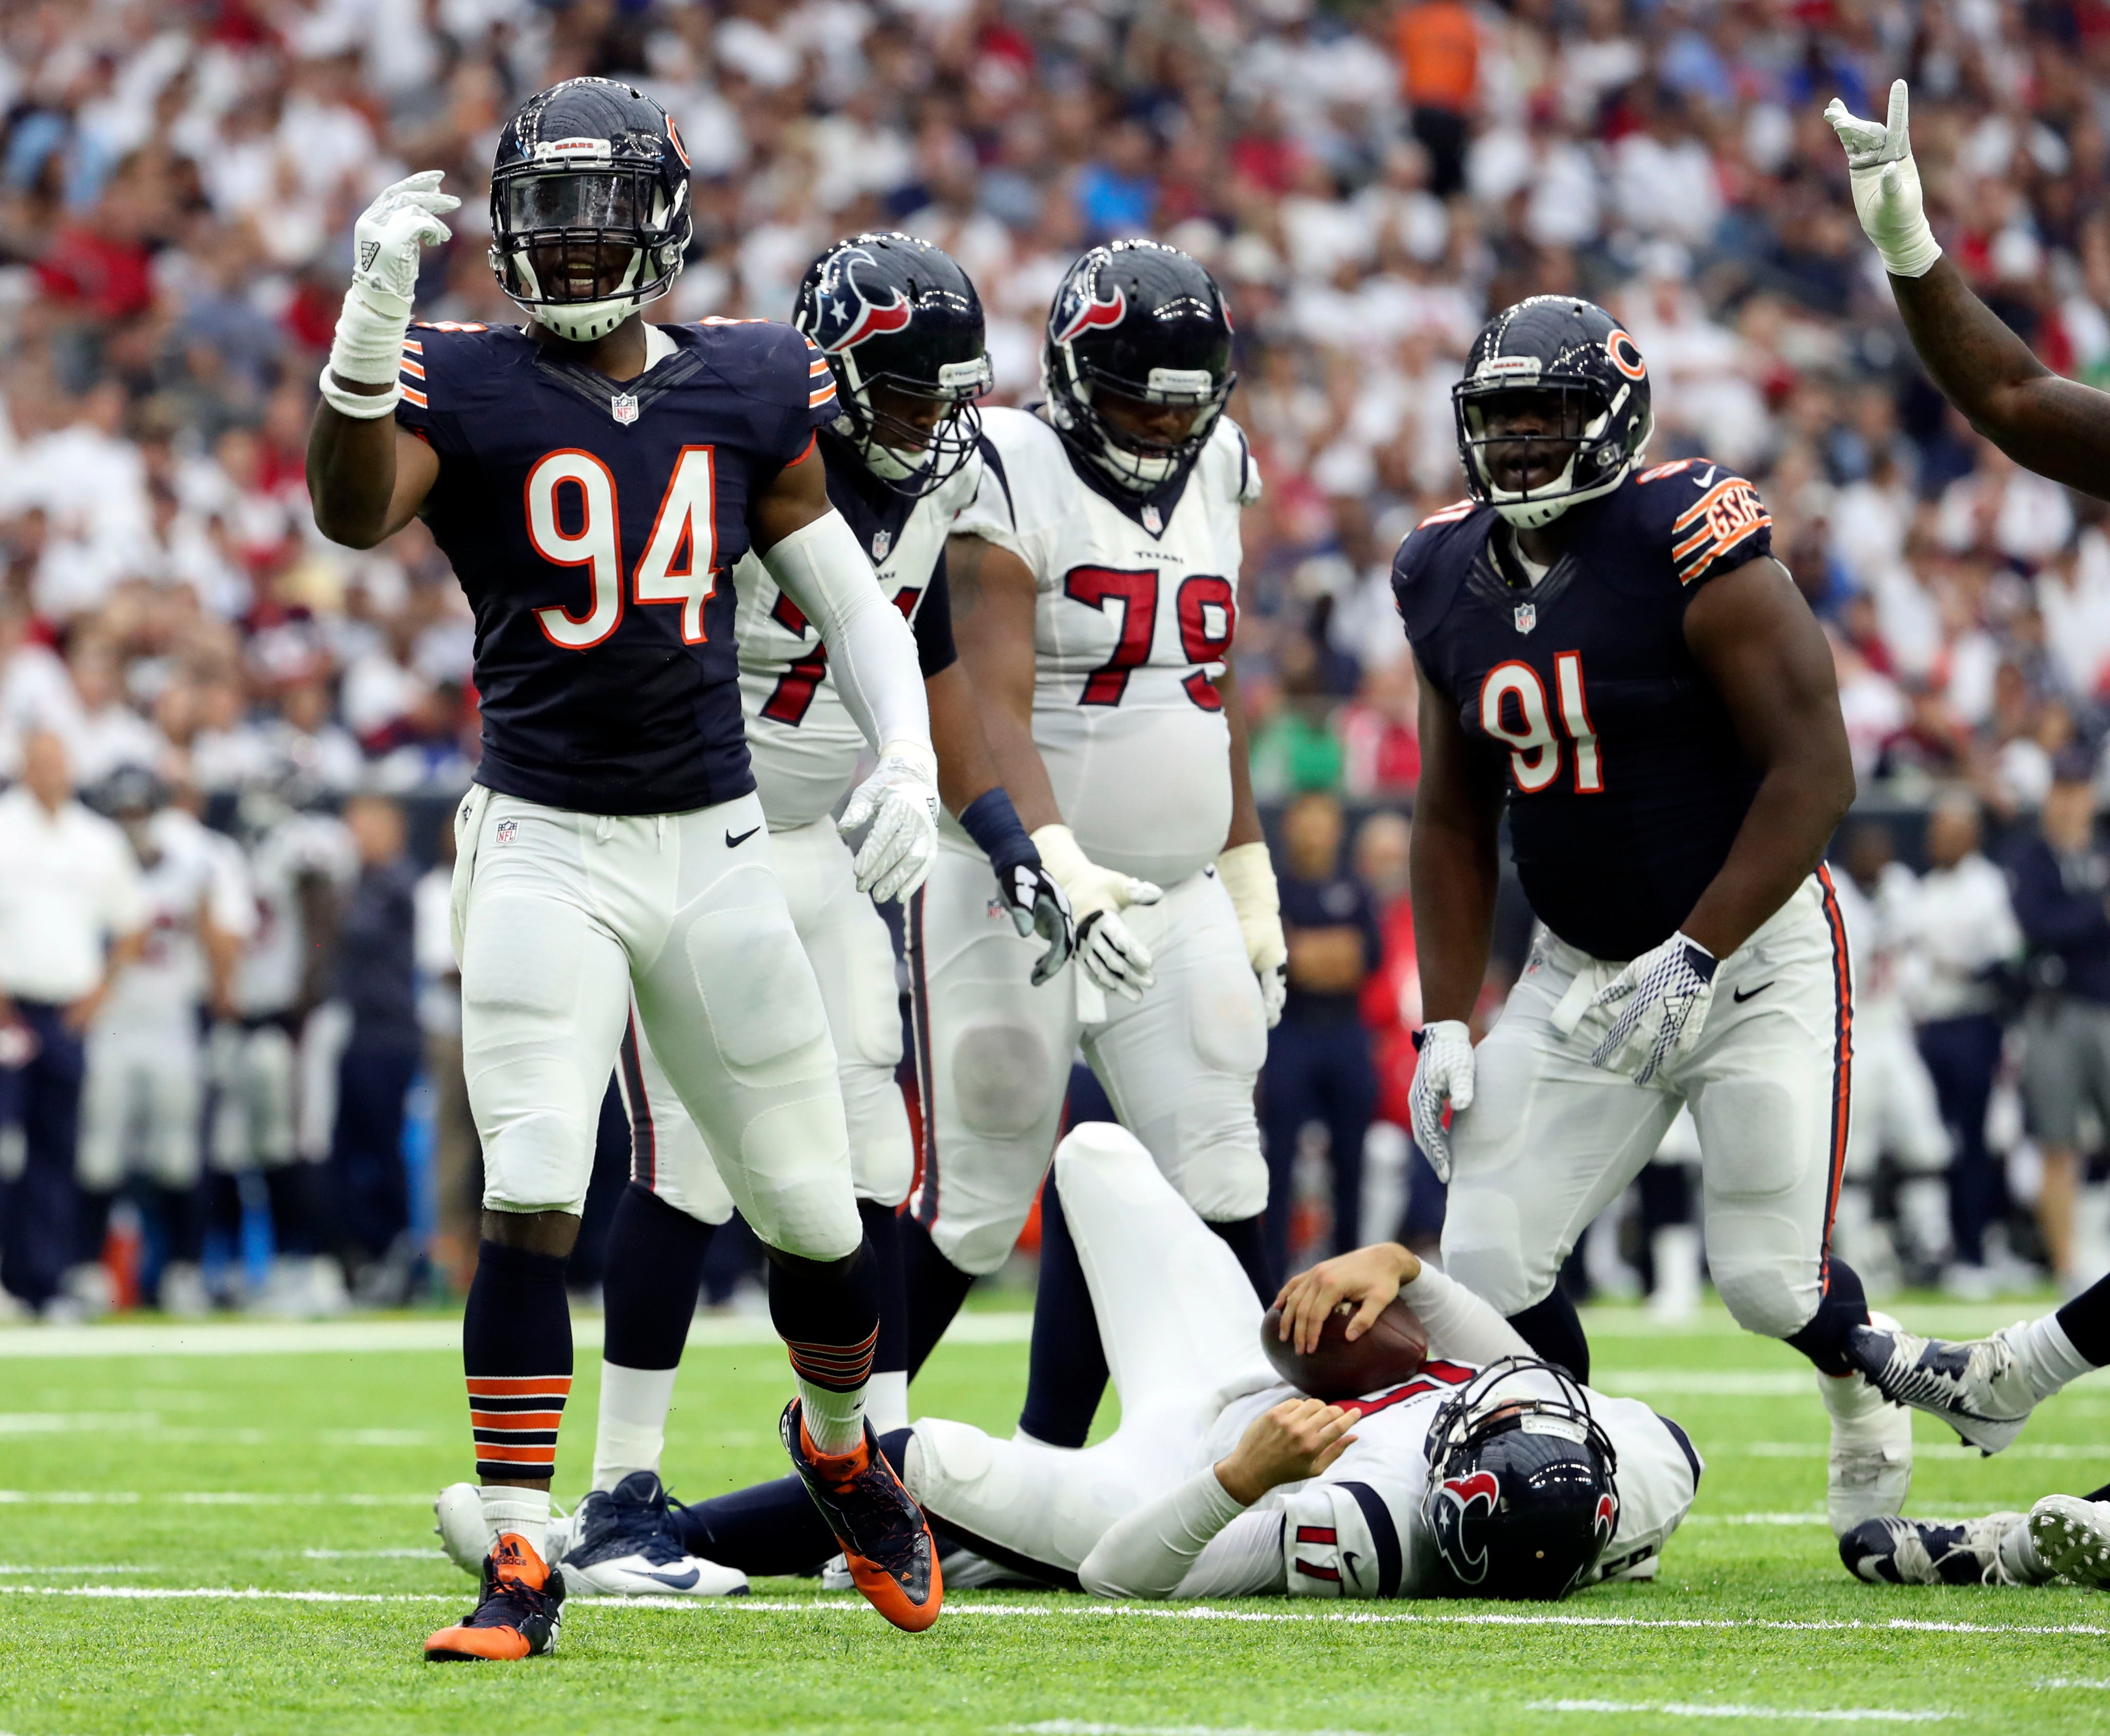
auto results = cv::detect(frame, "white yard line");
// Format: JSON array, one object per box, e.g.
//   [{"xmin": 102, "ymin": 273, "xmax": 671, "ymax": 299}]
[
  {"xmin": 0, "ymin": 1491, "xmax": 430, "ymax": 1505},
  {"xmin": 1531, "ymin": 1700, "xmax": 1949, "ymax": 1722},
  {"xmin": 1, "ymin": 1585, "xmax": 2102, "ymax": 1638}
]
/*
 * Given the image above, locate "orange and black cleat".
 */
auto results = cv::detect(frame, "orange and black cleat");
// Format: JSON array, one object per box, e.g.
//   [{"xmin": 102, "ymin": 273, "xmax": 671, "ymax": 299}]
[
  {"xmin": 780, "ymin": 1399, "xmax": 942, "ymax": 1632},
  {"xmin": 425, "ymin": 1531, "xmax": 565, "ymax": 1661}
]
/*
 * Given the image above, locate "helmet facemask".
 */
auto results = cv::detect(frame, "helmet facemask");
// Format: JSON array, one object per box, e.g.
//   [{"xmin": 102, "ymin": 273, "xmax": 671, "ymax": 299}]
[
  {"xmin": 831, "ymin": 351, "xmax": 991, "ymax": 499},
  {"xmin": 1046, "ymin": 358, "xmax": 1233, "ymax": 494},
  {"xmin": 490, "ymin": 150, "xmax": 690, "ymax": 344},
  {"xmin": 1454, "ymin": 375, "xmax": 1650, "ymax": 530}
]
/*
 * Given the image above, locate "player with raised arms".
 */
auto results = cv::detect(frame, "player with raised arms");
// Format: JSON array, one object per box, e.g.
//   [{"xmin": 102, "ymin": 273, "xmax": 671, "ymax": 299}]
[
  {"xmin": 901, "ymin": 241, "xmax": 1287, "ymax": 1448},
  {"xmin": 622, "ymin": 1121, "xmax": 1701, "ymax": 1604},
  {"xmin": 307, "ymin": 79, "xmax": 948, "ymax": 1655},
  {"xmin": 1397, "ymin": 295, "xmax": 1914, "ymax": 1538},
  {"xmin": 429, "ymin": 234, "xmax": 1076, "ymax": 1600}
]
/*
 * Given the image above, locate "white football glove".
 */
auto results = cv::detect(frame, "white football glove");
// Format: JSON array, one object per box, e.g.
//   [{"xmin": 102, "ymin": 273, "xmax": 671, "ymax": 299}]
[
  {"xmin": 839, "ymin": 742, "xmax": 941, "ymax": 904},
  {"xmin": 352, "ymin": 170, "xmax": 459, "ymax": 316},
  {"xmin": 1824, "ymin": 79, "xmax": 1942, "ymax": 280},
  {"xmin": 1588, "ymin": 930, "xmax": 1718, "ymax": 1085},
  {"xmin": 1032, "ymin": 822, "xmax": 1161, "ymax": 1001},
  {"xmin": 1408, "ymin": 1019, "xmax": 1474, "ymax": 1185},
  {"xmin": 324, "ymin": 171, "xmax": 458, "ymax": 419},
  {"xmin": 1217, "ymin": 841, "xmax": 1288, "ymax": 1029}
]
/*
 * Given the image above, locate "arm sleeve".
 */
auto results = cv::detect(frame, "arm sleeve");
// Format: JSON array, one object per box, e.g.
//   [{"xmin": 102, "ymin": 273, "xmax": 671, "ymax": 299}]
[
  {"xmin": 912, "ymin": 554, "xmax": 958, "ymax": 679},
  {"xmin": 762, "ymin": 509, "xmax": 932, "ymax": 759},
  {"xmin": 1400, "ymin": 1263, "xmax": 1537, "ymax": 1364},
  {"xmin": 1078, "ymin": 1468, "xmax": 1262, "ymax": 1599}
]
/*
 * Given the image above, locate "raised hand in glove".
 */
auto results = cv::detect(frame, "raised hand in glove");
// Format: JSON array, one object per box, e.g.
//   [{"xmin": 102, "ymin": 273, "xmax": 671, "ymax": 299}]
[
  {"xmin": 1587, "ymin": 930, "xmax": 1717, "ymax": 1085},
  {"xmin": 1824, "ymin": 80, "xmax": 1942, "ymax": 280},
  {"xmin": 839, "ymin": 742, "xmax": 941, "ymax": 903},
  {"xmin": 1031, "ymin": 823, "xmax": 1160, "ymax": 1000}
]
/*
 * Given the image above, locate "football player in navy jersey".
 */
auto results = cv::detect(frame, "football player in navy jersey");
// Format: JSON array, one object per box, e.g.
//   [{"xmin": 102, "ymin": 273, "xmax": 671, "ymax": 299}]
[
  {"xmin": 307, "ymin": 80, "xmax": 948, "ymax": 1653},
  {"xmin": 1394, "ymin": 296, "xmax": 1913, "ymax": 1541}
]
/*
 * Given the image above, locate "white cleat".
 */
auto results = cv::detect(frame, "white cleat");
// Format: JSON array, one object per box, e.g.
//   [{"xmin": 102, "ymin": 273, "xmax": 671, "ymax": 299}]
[
  {"xmin": 558, "ymin": 1472, "xmax": 747, "ymax": 1597},
  {"xmin": 1839, "ymin": 1512, "xmax": 2043, "ymax": 1586},
  {"xmin": 433, "ymin": 1482, "xmax": 491, "ymax": 1577},
  {"xmin": 2029, "ymin": 1494, "xmax": 2110, "ymax": 1589},
  {"xmin": 1827, "ymin": 1313, "xmax": 1914, "ymax": 1538},
  {"xmin": 1846, "ymin": 1318, "xmax": 2038, "ymax": 1454}
]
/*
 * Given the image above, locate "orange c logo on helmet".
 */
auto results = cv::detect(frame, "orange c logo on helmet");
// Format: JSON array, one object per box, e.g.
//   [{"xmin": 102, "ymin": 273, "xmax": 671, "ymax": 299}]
[
  {"xmin": 666, "ymin": 116, "xmax": 691, "ymax": 170},
  {"xmin": 1606, "ymin": 328, "xmax": 1646, "ymax": 380}
]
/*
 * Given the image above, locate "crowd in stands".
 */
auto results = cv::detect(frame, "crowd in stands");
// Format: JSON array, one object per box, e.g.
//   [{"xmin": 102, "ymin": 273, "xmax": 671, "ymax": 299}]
[{"xmin": 3, "ymin": 0, "xmax": 2110, "ymax": 1315}]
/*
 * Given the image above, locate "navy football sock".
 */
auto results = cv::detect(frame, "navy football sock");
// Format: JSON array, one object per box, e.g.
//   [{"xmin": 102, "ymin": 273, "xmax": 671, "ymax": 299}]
[
  {"xmin": 859, "ymin": 1201, "xmax": 908, "ymax": 1419},
  {"xmin": 767, "ymin": 1240, "xmax": 883, "ymax": 1454},
  {"xmin": 1207, "ymin": 1212, "xmax": 1274, "ymax": 1301},
  {"xmin": 673, "ymin": 1427, "xmax": 915, "ymax": 1575},
  {"xmin": 262, "ymin": 1163, "xmax": 319, "ymax": 1258},
  {"xmin": 1783, "ymin": 1256, "xmax": 1870, "ymax": 1377},
  {"xmin": 2085, "ymin": 1481, "xmax": 2110, "ymax": 1504},
  {"xmin": 1019, "ymin": 1175, "xmax": 1107, "ymax": 1448},
  {"xmin": 2055, "ymin": 1270, "xmax": 2110, "ymax": 1367},
  {"xmin": 463, "ymin": 1239, "xmax": 573, "ymax": 1484},
  {"xmin": 75, "ymin": 1187, "xmax": 116, "ymax": 1268},
  {"xmin": 1507, "ymin": 1289, "xmax": 1591, "ymax": 1385},
  {"xmin": 601, "ymin": 1184, "xmax": 712, "ymax": 1371},
  {"xmin": 157, "ymin": 1181, "xmax": 204, "ymax": 1265},
  {"xmin": 901, "ymin": 1213, "xmax": 976, "ymax": 1379}
]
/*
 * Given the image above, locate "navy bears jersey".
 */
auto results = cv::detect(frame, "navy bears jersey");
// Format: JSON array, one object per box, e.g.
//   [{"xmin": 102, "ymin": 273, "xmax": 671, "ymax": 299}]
[
  {"xmin": 1393, "ymin": 459, "xmax": 1774, "ymax": 962},
  {"xmin": 395, "ymin": 317, "xmax": 837, "ymax": 815}
]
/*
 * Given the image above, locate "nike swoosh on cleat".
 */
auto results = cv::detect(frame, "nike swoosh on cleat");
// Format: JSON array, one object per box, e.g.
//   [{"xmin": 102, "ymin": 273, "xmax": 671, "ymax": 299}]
[
  {"xmin": 637, "ymin": 1568, "xmax": 701, "ymax": 1590},
  {"xmin": 1732, "ymin": 982, "xmax": 1775, "ymax": 1003},
  {"xmin": 725, "ymin": 826, "xmax": 761, "ymax": 848}
]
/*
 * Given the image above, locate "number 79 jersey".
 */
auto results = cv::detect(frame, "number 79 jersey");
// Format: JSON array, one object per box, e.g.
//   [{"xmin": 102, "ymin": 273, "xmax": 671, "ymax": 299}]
[
  {"xmin": 951, "ymin": 407, "xmax": 1259, "ymax": 888},
  {"xmin": 1392, "ymin": 460, "xmax": 1774, "ymax": 963}
]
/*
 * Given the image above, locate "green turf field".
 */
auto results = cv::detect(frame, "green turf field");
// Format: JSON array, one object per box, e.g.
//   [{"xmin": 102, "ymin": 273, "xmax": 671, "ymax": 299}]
[{"xmin": 2, "ymin": 1299, "xmax": 2106, "ymax": 1734}]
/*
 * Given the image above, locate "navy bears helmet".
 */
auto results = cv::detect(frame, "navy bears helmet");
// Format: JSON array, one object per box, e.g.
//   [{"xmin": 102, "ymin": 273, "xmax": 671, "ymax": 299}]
[
  {"xmin": 1422, "ymin": 1357, "xmax": 1620, "ymax": 1600},
  {"xmin": 1042, "ymin": 239, "xmax": 1235, "ymax": 495},
  {"xmin": 1452, "ymin": 296, "xmax": 1653, "ymax": 530},
  {"xmin": 489, "ymin": 77, "xmax": 692, "ymax": 343},
  {"xmin": 793, "ymin": 233, "xmax": 993, "ymax": 499}
]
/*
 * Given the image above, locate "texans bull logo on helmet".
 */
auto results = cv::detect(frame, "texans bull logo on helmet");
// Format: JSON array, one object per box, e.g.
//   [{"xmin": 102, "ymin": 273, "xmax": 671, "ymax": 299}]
[
  {"xmin": 809, "ymin": 246, "xmax": 915, "ymax": 353},
  {"xmin": 1052, "ymin": 278, "xmax": 1126, "ymax": 347},
  {"xmin": 1431, "ymin": 1470, "xmax": 1501, "ymax": 1585}
]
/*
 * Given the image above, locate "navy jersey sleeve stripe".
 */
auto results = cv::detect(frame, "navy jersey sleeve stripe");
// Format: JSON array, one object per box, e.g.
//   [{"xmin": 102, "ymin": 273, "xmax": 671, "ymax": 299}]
[{"xmin": 913, "ymin": 551, "xmax": 958, "ymax": 679}]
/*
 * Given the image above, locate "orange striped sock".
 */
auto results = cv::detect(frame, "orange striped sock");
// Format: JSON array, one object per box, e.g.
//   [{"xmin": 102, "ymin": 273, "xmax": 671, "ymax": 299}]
[
  {"xmin": 788, "ymin": 1322, "xmax": 878, "ymax": 1456},
  {"xmin": 468, "ymin": 1373, "xmax": 573, "ymax": 1482}
]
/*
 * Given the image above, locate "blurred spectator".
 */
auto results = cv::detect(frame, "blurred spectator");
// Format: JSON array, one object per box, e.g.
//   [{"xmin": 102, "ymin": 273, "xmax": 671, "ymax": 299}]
[
  {"xmin": 1913, "ymin": 792, "xmax": 2023, "ymax": 1293},
  {"xmin": 0, "ymin": 730, "xmax": 145, "ymax": 1318},
  {"xmin": 1392, "ymin": 0, "xmax": 1478, "ymax": 196},
  {"xmin": 414, "ymin": 815, "xmax": 477, "ymax": 1294},
  {"xmin": 329, "ymin": 792, "xmax": 420, "ymax": 1303},
  {"xmin": 2010, "ymin": 757, "xmax": 2110, "ymax": 1293},
  {"xmin": 1262, "ymin": 790, "xmax": 1380, "ymax": 1279}
]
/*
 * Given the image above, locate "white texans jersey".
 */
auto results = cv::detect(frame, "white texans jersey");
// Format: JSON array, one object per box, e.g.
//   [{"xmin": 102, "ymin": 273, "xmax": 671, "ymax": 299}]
[
  {"xmin": 734, "ymin": 437, "xmax": 980, "ymax": 829},
  {"xmin": 1200, "ymin": 1360, "xmax": 1701, "ymax": 1598},
  {"xmin": 236, "ymin": 812, "xmax": 359, "ymax": 1018},
  {"xmin": 101, "ymin": 810, "xmax": 251, "ymax": 1028},
  {"xmin": 950, "ymin": 408, "xmax": 1259, "ymax": 887}
]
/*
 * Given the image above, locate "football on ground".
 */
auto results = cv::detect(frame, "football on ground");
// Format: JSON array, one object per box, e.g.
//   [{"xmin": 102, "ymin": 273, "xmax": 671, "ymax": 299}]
[{"xmin": 2, "ymin": 1297, "xmax": 2106, "ymax": 1736}]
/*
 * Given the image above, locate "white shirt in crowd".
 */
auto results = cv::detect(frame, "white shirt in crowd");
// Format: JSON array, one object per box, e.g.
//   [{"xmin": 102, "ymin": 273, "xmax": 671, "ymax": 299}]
[
  {"xmin": 0, "ymin": 786, "xmax": 147, "ymax": 1004},
  {"xmin": 1906, "ymin": 851, "xmax": 2023, "ymax": 1023}
]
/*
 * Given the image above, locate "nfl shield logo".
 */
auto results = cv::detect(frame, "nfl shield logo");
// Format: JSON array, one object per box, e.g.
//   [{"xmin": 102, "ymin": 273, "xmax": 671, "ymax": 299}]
[
  {"xmin": 871, "ymin": 528, "xmax": 892, "ymax": 562},
  {"xmin": 1513, "ymin": 603, "xmax": 1537, "ymax": 635},
  {"xmin": 1142, "ymin": 504, "xmax": 1162, "ymax": 533},
  {"xmin": 496, "ymin": 818, "xmax": 517, "ymax": 845},
  {"xmin": 610, "ymin": 392, "xmax": 640, "ymax": 425}
]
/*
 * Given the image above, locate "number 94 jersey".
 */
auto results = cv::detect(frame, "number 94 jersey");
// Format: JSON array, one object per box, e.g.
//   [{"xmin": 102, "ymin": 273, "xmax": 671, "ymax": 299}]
[
  {"xmin": 395, "ymin": 318, "xmax": 836, "ymax": 817},
  {"xmin": 1392, "ymin": 460, "xmax": 1774, "ymax": 963},
  {"xmin": 951, "ymin": 407, "xmax": 1260, "ymax": 889}
]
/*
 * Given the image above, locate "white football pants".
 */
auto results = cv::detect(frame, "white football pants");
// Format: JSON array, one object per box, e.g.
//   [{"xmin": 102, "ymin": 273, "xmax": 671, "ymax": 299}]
[
  {"xmin": 907, "ymin": 1121, "xmax": 1279, "ymax": 1573},
  {"xmin": 209, "ymin": 1019, "xmax": 297, "ymax": 1173},
  {"xmin": 906, "ymin": 843, "xmax": 1270, "ymax": 1275},
  {"xmin": 80, "ymin": 1016, "xmax": 202, "ymax": 1190},
  {"xmin": 451, "ymin": 786, "xmax": 858, "ymax": 1262},
  {"xmin": 617, "ymin": 816, "xmax": 913, "ymax": 1225},
  {"xmin": 1443, "ymin": 870, "xmax": 1853, "ymax": 1340}
]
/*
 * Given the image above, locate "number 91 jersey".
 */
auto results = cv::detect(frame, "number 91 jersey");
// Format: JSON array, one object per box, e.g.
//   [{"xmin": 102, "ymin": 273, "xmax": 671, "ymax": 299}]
[
  {"xmin": 951, "ymin": 407, "xmax": 1259, "ymax": 888},
  {"xmin": 1392, "ymin": 459, "xmax": 1774, "ymax": 963},
  {"xmin": 395, "ymin": 318, "xmax": 837, "ymax": 816}
]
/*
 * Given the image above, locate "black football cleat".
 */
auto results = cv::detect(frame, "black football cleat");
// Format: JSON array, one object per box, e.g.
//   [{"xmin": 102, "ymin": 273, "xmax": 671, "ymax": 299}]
[
  {"xmin": 780, "ymin": 1399, "xmax": 942, "ymax": 1631},
  {"xmin": 1839, "ymin": 1513, "xmax": 2042, "ymax": 1586},
  {"xmin": 425, "ymin": 1532, "xmax": 565, "ymax": 1661}
]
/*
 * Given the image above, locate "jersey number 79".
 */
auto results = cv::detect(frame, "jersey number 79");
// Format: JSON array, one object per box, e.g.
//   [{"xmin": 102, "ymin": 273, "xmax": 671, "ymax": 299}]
[
  {"xmin": 1480, "ymin": 653, "xmax": 1603, "ymax": 795},
  {"xmin": 1063, "ymin": 566, "xmax": 1237, "ymax": 711},
  {"xmin": 525, "ymin": 447, "xmax": 719, "ymax": 650}
]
